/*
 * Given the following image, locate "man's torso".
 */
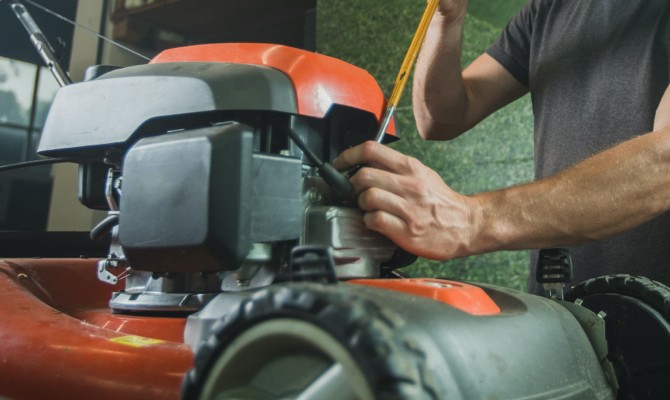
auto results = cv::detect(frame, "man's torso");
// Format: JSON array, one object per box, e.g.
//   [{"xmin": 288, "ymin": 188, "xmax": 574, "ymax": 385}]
[{"xmin": 487, "ymin": 0, "xmax": 670, "ymax": 291}]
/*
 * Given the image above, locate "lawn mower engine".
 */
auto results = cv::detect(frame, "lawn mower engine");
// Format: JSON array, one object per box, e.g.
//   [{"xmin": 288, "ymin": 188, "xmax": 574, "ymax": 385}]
[
  {"xmin": 39, "ymin": 43, "xmax": 403, "ymax": 313},
  {"xmin": 33, "ymin": 43, "xmax": 669, "ymax": 400}
]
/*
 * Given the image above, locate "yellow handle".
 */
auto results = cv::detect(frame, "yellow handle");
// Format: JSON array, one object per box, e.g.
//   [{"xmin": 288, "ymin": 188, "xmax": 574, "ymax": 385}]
[{"xmin": 387, "ymin": 0, "xmax": 440, "ymax": 108}]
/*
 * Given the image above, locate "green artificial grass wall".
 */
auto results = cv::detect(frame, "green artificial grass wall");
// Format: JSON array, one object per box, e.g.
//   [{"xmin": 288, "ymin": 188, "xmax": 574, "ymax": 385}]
[{"xmin": 317, "ymin": 0, "xmax": 533, "ymax": 291}]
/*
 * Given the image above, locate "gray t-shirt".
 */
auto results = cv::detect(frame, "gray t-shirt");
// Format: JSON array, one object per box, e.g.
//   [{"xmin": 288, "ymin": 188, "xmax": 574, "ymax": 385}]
[{"xmin": 486, "ymin": 0, "xmax": 670, "ymax": 292}]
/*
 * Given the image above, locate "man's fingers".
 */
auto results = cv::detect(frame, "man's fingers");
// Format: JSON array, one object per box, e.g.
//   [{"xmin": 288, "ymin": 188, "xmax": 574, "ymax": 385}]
[
  {"xmin": 350, "ymin": 164, "xmax": 416, "ymax": 201},
  {"xmin": 332, "ymin": 141, "xmax": 383, "ymax": 170},
  {"xmin": 357, "ymin": 187, "xmax": 412, "ymax": 222},
  {"xmin": 333, "ymin": 141, "xmax": 413, "ymax": 174},
  {"xmin": 363, "ymin": 210, "xmax": 408, "ymax": 243}
]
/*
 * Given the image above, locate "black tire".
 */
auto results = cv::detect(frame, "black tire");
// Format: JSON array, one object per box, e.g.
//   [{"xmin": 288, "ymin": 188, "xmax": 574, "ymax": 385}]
[
  {"xmin": 182, "ymin": 282, "xmax": 438, "ymax": 400},
  {"xmin": 565, "ymin": 274, "xmax": 670, "ymax": 400}
]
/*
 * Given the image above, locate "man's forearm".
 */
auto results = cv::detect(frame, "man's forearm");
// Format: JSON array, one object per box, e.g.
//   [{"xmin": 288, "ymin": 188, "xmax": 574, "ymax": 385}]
[
  {"xmin": 470, "ymin": 129, "xmax": 670, "ymax": 253},
  {"xmin": 412, "ymin": 15, "xmax": 469, "ymax": 140}
]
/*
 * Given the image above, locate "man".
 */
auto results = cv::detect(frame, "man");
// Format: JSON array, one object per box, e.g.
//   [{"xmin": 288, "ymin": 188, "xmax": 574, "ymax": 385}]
[{"xmin": 333, "ymin": 0, "xmax": 670, "ymax": 291}]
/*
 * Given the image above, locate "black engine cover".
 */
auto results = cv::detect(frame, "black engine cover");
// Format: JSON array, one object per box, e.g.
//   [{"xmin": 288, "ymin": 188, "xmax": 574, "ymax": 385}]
[
  {"xmin": 119, "ymin": 123, "xmax": 303, "ymax": 273},
  {"xmin": 37, "ymin": 62, "xmax": 298, "ymax": 157}
]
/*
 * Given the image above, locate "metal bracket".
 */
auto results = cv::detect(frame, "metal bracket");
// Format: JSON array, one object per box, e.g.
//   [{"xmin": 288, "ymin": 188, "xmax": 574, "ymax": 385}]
[{"xmin": 97, "ymin": 258, "xmax": 128, "ymax": 285}]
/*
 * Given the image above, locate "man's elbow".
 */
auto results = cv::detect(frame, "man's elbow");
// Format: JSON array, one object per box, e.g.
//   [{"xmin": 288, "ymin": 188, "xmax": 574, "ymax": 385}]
[
  {"xmin": 415, "ymin": 118, "xmax": 467, "ymax": 141},
  {"xmin": 413, "ymin": 101, "xmax": 471, "ymax": 140}
]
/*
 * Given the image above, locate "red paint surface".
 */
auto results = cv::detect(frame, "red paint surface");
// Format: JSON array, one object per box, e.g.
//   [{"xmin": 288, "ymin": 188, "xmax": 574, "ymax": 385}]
[
  {"xmin": 349, "ymin": 278, "xmax": 502, "ymax": 316},
  {"xmin": 0, "ymin": 259, "xmax": 192, "ymax": 400}
]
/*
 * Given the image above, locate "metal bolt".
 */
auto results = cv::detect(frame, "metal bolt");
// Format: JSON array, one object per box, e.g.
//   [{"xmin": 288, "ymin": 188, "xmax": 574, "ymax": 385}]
[{"xmin": 306, "ymin": 188, "xmax": 322, "ymax": 204}]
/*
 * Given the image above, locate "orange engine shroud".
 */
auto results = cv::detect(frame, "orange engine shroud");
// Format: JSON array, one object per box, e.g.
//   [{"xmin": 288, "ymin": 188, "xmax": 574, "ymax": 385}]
[{"xmin": 151, "ymin": 43, "xmax": 396, "ymax": 136}]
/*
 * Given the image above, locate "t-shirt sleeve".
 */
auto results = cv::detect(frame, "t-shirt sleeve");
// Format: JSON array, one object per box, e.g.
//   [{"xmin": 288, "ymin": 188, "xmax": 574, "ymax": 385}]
[{"xmin": 486, "ymin": 1, "xmax": 538, "ymax": 87}]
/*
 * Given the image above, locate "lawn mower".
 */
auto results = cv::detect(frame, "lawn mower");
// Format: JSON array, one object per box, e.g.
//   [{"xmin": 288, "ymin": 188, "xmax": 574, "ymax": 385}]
[{"xmin": 1, "ymin": 3, "xmax": 669, "ymax": 400}]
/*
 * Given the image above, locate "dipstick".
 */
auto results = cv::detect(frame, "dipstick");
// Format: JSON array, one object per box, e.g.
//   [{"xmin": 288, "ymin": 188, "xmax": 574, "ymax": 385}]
[{"xmin": 375, "ymin": 0, "xmax": 440, "ymax": 143}]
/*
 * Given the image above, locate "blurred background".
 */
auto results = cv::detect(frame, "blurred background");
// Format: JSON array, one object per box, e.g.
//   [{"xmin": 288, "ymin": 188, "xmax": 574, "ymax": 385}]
[{"xmin": 0, "ymin": 0, "xmax": 531, "ymax": 290}]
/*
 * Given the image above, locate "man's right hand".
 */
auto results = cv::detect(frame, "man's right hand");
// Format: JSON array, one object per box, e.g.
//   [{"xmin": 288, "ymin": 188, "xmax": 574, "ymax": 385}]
[{"xmin": 333, "ymin": 141, "xmax": 480, "ymax": 261}]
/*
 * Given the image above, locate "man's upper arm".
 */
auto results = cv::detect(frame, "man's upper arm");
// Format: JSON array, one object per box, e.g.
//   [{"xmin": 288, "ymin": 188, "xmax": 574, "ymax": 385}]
[
  {"xmin": 427, "ymin": 0, "xmax": 533, "ymax": 139},
  {"xmin": 654, "ymin": 84, "xmax": 670, "ymax": 131},
  {"xmin": 454, "ymin": 0, "xmax": 537, "ymax": 130},
  {"xmin": 460, "ymin": 53, "xmax": 528, "ymax": 129}
]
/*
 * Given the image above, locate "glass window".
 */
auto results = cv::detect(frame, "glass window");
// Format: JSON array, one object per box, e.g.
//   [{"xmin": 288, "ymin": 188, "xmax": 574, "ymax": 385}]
[
  {"xmin": 0, "ymin": 57, "xmax": 34, "ymax": 127},
  {"xmin": 34, "ymin": 66, "xmax": 60, "ymax": 129},
  {"xmin": 0, "ymin": 56, "xmax": 60, "ymax": 165},
  {"xmin": 0, "ymin": 125, "xmax": 27, "ymax": 165}
]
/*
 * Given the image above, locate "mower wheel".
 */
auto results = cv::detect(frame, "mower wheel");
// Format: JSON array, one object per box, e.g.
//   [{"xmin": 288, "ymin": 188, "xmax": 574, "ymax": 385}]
[
  {"xmin": 182, "ymin": 282, "xmax": 438, "ymax": 400},
  {"xmin": 565, "ymin": 274, "xmax": 670, "ymax": 399}
]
